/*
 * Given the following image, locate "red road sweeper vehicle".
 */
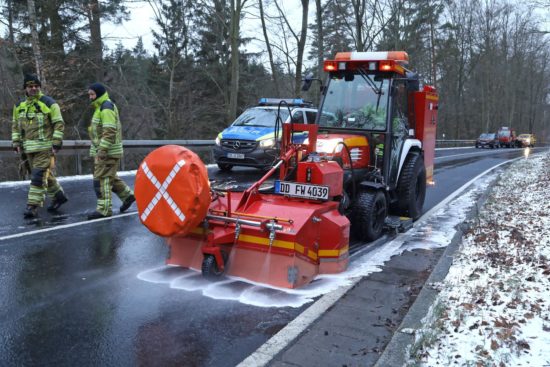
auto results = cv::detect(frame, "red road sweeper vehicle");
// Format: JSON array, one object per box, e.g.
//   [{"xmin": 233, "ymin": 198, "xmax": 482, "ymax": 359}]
[{"xmin": 134, "ymin": 51, "xmax": 438, "ymax": 289}]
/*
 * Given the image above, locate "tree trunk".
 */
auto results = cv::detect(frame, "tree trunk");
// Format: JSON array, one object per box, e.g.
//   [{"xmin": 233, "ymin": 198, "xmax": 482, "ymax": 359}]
[
  {"xmin": 315, "ymin": 0, "xmax": 325, "ymax": 81},
  {"xmin": 27, "ymin": 0, "xmax": 46, "ymax": 85},
  {"xmin": 259, "ymin": 0, "xmax": 280, "ymax": 96},
  {"xmin": 7, "ymin": 0, "xmax": 15, "ymax": 44},
  {"xmin": 228, "ymin": 0, "xmax": 247, "ymax": 122},
  {"xmin": 429, "ymin": 17, "xmax": 436, "ymax": 88},
  {"xmin": 46, "ymin": 0, "xmax": 65, "ymax": 58},
  {"xmin": 294, "ymin": 0, "xmax": 309, "ymax": 97},
  {"xmin": 352, "ymin": 0, "xmax": 364, "ymax": 51},
  {"xmin": 88, "ymin": 0, "xmax": 103, "ymax": 81}
]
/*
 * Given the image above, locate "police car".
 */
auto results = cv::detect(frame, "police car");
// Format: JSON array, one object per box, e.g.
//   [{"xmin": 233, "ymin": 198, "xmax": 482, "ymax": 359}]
[{"xmin": 213, "ymin": 98, "xmax": 317, "ymax": 171}]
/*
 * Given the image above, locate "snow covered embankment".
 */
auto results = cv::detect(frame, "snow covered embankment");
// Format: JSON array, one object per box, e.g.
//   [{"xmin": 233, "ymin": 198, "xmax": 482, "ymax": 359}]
[{"xmin": 409, "ymin": 151, "xmax": 550, "ymax": 366}]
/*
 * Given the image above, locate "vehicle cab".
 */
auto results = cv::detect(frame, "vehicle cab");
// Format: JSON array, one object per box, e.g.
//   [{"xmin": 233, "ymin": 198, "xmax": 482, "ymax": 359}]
[
  {"xmin": 313, "ymin": 52, "xmax": 436, "ymax": 192},
  {"xmin": 299, "ymin": 51, "xmax": 438, "ymax": 242},
  {"xmin": 213, "ymin": 98, "xmax": 317, "ymax": 171}
]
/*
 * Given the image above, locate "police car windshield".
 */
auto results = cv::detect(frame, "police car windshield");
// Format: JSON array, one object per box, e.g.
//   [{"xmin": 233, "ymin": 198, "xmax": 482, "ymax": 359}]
[
  {"xmin": 318, "ymin": 73, "xmax": 390, "ymax": 131},
  {"xmin": 232, "ymin": 108, "xmax": 290, "ymax": 127}
]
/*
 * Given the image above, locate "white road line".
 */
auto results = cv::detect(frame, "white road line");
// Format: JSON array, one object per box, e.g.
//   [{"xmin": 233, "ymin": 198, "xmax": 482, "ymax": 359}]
[
  {"xmin": 0, "ymin": 212, "xmax": 137, "ymax": 242},
  {"xmin": 435, "ymin": 151, "xmax": 482, "ymax": 160},
  {"xmin": 237, "ymin": 157, "xmax": 519, "ymax": 367}
]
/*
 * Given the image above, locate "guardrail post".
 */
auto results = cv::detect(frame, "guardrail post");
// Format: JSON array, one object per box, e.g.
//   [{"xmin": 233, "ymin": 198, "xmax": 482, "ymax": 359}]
[{"xmin": 76, "ymin": 152, "xmax": 82, "ymax": 175}]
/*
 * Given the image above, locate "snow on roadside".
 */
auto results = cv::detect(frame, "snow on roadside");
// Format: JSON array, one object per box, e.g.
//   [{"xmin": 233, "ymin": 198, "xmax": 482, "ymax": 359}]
[{"xmin": 408, "ymin": 151, "xmax": 550, "ymax": 366}]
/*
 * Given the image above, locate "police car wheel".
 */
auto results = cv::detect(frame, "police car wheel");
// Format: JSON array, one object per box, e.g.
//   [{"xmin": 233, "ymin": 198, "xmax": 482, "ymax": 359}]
[{"xmin": 217, "ymin": 163, "xmax": 233, "ymax": 171}]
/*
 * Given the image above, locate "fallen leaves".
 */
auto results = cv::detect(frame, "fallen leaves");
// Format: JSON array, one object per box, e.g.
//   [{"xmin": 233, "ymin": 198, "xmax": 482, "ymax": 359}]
[{"xmin": 409, "ymin": 154, "xmax": 550, "ymax": 365}]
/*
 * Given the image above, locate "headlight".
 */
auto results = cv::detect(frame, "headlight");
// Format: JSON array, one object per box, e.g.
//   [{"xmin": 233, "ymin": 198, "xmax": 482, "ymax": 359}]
[
  {"xmin": 316, "ymin": 138, "xmax": 343, "ymax": 153},
  {"xmin": 215, "ymin": 136, "xmax": 221, "ymax": 146},
  {"xmin": 259, "ymin": 138, "xmax": 275, "ymax": 148}
]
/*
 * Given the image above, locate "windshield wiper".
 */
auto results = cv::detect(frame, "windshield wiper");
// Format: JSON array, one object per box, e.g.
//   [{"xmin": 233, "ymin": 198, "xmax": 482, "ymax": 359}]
[{"xmin": 357, "ymin": 68, "xmax": 382, "ymax": 95}]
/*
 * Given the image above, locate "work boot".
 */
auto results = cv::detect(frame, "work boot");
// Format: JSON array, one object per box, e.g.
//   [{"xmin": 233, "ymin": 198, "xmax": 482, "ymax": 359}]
[
  {"xmin": 120, "ymin": 194, "xmax": 136, "ymax": 213},
  {"xmin": 23, "ymin": 205, "xmax": 38, "ymax": 219},
  {"xmin": 47, "ymin": 191, "xmax": 68, "ymax": 212},
  {"xmin": 87, "ymin": 211, "xmax": 111, "ymax": 220}
]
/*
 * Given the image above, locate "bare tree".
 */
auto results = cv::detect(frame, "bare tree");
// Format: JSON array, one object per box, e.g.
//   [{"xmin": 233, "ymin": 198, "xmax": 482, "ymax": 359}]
[
  {"xmin": 258, "ymin": 0, "xmax": 280, "ymax": 95},
  {"xmin": 333, "ymin": 0, "xmax": 395, "ymax": 52},
  {"xmin": 228, "ymin": 0, "xmax": 249, "ymax": 121},
  {"xmin": 87, "ymin": 0, "xmax": 103, "ymax": 81},
  {"xmin": 26, "ymin": 0, "xmax": 46, "ymax": 84},
  {"xmin": 272, "ymin": 0, "xmax": 309, "ymax": 96},
  {"xmin": 314, "ymin": 0, "xmax": 331, "ymax": 79}
]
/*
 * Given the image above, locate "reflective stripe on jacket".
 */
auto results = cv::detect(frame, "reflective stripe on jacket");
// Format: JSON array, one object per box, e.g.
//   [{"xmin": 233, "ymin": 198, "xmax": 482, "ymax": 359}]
[
  {"xmin": 88, "ymin": 92, "xmax": 123, "ymax": 158},
  {"xmin": 12, "ymin": 92, "xmax": 64, "ymax": 153}
]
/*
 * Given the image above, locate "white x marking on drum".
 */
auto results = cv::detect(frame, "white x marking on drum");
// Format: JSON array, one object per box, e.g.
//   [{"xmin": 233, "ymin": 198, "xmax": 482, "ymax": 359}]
[{"xmin": 140, "ymin": 160, "xmax": 186, "ymax": 223}]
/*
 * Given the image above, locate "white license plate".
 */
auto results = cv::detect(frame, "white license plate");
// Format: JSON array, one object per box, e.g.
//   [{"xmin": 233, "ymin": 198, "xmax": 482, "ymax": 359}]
[
  {"xmin": 275, "ymin": 180, "xmax": 329, "ymax": 200},
  {"xmin": 227, "ymin": 153, "xmax": 245, "ymax": 159}
]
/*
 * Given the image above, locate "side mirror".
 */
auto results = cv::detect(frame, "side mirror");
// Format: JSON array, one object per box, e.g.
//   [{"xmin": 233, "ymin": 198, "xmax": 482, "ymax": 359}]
[
  {"xmin": 405, "ymin": 71, "xmax": 420, "ymax": 92},
  {"xmin": 301, "ymin": 73, "xmax": 314, "ymax": 91}
]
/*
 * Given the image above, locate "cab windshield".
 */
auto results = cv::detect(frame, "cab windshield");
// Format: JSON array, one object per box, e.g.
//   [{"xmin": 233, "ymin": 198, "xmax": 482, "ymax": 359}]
[
  {"xmin": 318, "ymin": 72, "xmax": 390, "ymax": 131},
  {"xmin": 232, "ymin": 108, "xmax": 290, "ymax": 127}
]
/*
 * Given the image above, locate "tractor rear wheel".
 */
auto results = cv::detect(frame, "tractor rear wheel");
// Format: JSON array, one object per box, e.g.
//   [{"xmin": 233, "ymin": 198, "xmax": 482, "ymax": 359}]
[
  {"xmin": 202, "ymin": 255, "xmax": 223, "ymax": 279},
  {"xmin": 351, "ymin": 189, "xmax": 387, "ymax": 242},
  {"xmin": 396, "ymin": 154, "xmax": 426, "ymax": 220}
]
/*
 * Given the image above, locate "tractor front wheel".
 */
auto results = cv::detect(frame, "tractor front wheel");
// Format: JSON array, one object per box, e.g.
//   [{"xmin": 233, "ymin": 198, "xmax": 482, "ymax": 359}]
[
  {"xmin": 351, "ymin": 189, "xmax": 387, "ymax": 242},
  {"xmin": 396, "ymin": 154, "xmax": 426, "ymax": 220}
]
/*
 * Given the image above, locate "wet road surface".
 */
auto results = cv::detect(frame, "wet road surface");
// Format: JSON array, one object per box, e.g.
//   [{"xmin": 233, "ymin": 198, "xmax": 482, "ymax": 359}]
[{"xmin": 0, "ymin": 147, "xmax": 542, "ymax": 366}]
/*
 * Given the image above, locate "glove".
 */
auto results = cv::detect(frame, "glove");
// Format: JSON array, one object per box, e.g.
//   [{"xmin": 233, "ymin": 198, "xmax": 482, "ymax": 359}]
[
  {"xmin": 13, "ymin": 146, "xmax": 21, "ymax": 154},
  {"xmin": 52, "ymin": 144, "xmax": 62, "ymax": 153},
  {"xmin": 97, "ymin": 149, "xmax": 108, "ymax": 160}
]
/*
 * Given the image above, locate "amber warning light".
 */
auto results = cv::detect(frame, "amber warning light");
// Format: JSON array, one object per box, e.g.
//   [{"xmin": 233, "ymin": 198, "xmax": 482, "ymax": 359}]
[
  {"xmin": 324, "ymin": 58, "xmax": 405, "ymax": 74},
  {"xmin": 324, "ymin": 61, "xmax": 337, "ymax": 71}
]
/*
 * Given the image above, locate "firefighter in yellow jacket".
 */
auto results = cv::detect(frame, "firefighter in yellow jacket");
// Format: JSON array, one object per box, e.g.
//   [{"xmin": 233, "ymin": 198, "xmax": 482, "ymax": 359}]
[
  {"xmin": 87, "ymin": 83, "xmax": 135, "ymax": 220},
  {"xmin": 12, "ymin": 74, "xmax": 68, "ymax": 218}
]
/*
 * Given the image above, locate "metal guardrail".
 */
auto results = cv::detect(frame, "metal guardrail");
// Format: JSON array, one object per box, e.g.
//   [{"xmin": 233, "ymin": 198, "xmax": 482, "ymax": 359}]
[
  {"xmin": 435, "ymin": 139, "xmax": 475, "ymax": 148},
  {"xmin": 0, "ymin": 140, "xmax": 215, "ymax": 150},
  {"xmin": 0, "ymin": 139, "xmax": 475, "ymax": 181},
  {"xmin": 0, "ymin": 139, "xmax": 474, "ymax": 150},
  {"xmin": 0, "ymin": 140, "xmax": 216, "ymax": 179}
]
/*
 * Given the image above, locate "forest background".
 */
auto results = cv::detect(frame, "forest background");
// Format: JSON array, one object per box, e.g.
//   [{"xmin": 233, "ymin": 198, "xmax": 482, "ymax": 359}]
[{"xmin": 1, "ymin": 0, "xmax": 549, "ymax": 153}]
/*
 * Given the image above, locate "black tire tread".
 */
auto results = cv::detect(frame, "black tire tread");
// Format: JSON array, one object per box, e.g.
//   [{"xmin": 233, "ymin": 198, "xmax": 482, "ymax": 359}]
[
  {"xmin": 396, "ymin": 154, "xmax": 426, "ymax": 220},
  {"xmin": 202, "ymin": 255, "xmax": 222, "ymax": 279},
  {"xmin": 351, "ymin": 190, "xmax": 386, "ymax": 242}
]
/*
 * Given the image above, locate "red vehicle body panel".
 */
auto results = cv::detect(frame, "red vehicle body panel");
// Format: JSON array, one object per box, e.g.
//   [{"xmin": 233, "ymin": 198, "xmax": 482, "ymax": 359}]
[
  {"xmin": 498, "ymin": 127, "xmax": 517, "ymax": 147},
  {"xmin": 410, "ymin": 86, "xmax": 438, "ymax": 183}
]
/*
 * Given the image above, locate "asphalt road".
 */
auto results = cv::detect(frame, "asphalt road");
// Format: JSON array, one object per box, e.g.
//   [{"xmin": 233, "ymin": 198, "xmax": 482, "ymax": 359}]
[{"xmin": 0, "ymin": 146, "xmax": 541, "ymax": 366}]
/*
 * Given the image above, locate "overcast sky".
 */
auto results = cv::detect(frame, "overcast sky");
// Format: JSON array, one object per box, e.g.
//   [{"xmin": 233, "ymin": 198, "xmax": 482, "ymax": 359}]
[{"xmin": 102, "ymin": 1, "xmax": 307, "ymax": 60}]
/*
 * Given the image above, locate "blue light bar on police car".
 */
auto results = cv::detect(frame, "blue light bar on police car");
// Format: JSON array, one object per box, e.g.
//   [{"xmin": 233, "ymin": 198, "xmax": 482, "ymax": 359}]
[{"xmin": 258, "ymin": 98, "xmax": 311, "ymax": 107}]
